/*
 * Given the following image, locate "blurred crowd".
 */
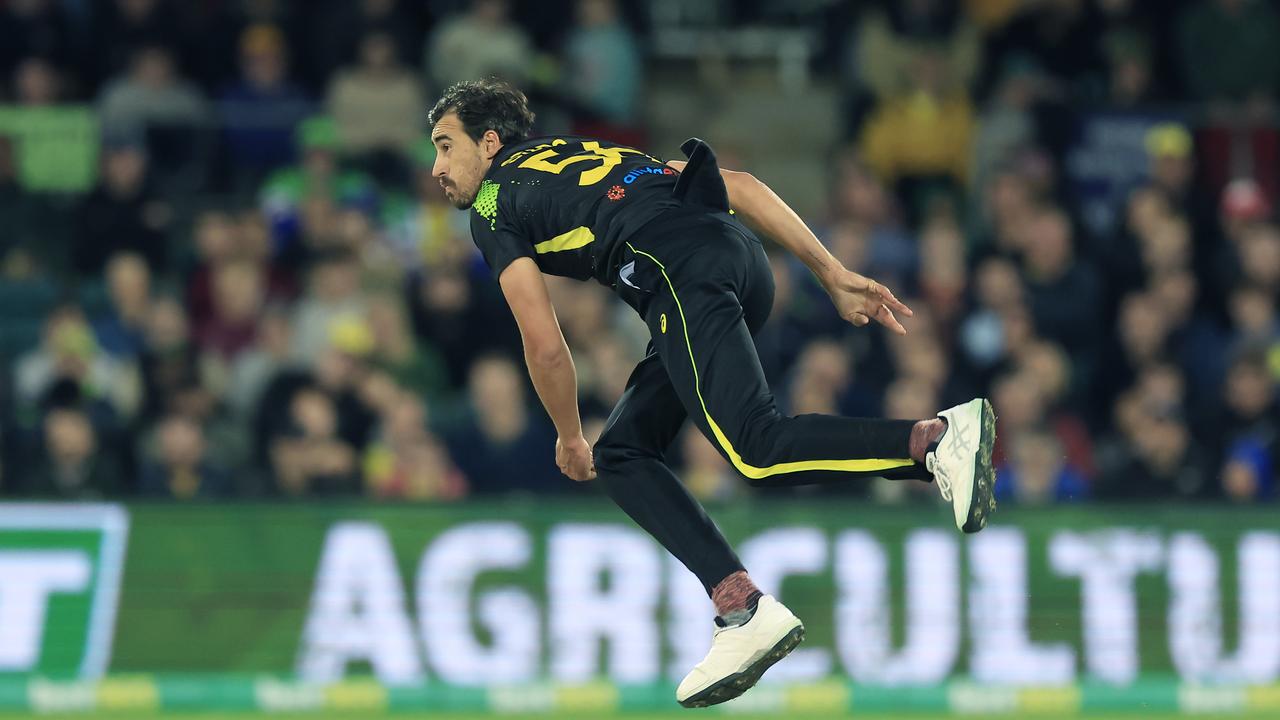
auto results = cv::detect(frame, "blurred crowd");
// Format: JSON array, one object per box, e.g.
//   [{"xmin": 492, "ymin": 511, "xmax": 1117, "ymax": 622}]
[{"xmin": 0, "ymin": 0, "xmax": 1276, "ymax": 505}]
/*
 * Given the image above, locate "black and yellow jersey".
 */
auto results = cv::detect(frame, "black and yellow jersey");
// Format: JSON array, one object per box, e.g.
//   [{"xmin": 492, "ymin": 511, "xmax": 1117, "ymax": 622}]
[{"xmin": 469, "ymin": 135, "xmax": 684, "ymax": 285}]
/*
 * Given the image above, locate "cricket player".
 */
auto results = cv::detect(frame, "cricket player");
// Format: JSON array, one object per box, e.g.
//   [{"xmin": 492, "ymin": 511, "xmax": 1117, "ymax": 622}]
[{"xmin": 428, "ymin": 79, "xmax": 995, "ymax": 707}]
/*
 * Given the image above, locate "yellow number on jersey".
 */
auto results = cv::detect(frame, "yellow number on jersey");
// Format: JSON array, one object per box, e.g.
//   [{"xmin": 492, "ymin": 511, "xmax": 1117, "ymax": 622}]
[{"xmin": 517, "ymin": 140, "xmax": 650, "ymax": 186}]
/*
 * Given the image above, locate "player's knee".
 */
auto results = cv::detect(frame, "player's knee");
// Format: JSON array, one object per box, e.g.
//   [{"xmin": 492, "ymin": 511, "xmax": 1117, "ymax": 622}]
[
  {"xmin": 592, "ymin": 431, "xmax": 643, "ymax": 473},
  {"xmin": 730, "ymin": 414, "xmax": 787, "ymax": 469}
]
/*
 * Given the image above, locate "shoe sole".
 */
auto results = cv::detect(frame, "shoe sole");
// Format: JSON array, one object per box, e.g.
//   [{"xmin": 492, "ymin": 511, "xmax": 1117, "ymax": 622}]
[
  {"xmin": 960, "ymin": 399, "xmax": 997, "ymax": 534},
  {"xmin": 677, "ymin": 624, "xmax": 806, "ymax": 708}
]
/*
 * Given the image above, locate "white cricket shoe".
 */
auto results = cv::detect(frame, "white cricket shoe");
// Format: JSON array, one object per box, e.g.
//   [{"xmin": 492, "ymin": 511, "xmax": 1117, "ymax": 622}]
[
  {"xmin": 926, "ymin": 398, "xmax": 997, "ymax": 534},
  {"xmin": 676, "ymin": 595, "xmax": 805, "ymax": 708}
]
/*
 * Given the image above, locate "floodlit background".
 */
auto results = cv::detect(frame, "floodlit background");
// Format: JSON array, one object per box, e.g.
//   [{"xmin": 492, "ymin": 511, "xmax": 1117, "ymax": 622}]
[{"xmin": 0, "ymin": 0, "xmax": 1277, "ymax": 718}]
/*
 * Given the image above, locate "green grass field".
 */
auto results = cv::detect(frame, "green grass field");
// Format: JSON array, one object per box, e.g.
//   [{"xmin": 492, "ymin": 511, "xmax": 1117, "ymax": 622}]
[
  {"xmin": 2, "ymin": 714, "xmax": 1276, "ymax": 720},
  {"xmin": 2, "ymin": 707, "xmax": 1269, "ymax": 712}
]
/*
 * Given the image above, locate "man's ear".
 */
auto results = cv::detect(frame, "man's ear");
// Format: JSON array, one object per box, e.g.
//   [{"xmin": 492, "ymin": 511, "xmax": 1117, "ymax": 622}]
[{"xmin": 481, "ymin": 129, "xmax": 503, "ymax": 159}]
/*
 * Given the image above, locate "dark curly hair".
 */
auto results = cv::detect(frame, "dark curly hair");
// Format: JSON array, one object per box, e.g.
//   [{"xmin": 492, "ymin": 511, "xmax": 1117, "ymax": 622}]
[{"xmin": 428, "ymin": 79, "xmax": 535, "ymax": 145}]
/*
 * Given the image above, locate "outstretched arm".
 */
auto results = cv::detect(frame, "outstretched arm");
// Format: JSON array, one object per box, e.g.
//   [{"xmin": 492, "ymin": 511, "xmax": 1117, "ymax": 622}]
[
  {"xmin": 666, "ymin": 160, "xmax": 913, "ymax": 334},
  {"xmin": 497, "ymin": 257, "xmax": 595, "ymax": 481}
]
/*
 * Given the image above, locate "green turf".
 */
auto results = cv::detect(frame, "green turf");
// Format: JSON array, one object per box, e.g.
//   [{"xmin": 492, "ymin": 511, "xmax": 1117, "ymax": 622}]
[
  {"xmin": 2, "ymin": 707, "xmax": 1269, "ymax": 712},
  {"xmin": 1, "ymin": 715, "xmax": 1276, "ymax": 720}
]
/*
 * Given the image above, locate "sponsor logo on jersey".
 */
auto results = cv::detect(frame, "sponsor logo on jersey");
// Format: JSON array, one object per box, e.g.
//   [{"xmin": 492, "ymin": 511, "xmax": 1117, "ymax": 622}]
[{"xmin": 622, "ymin": 166, "xmax": 676, "ymax": 184}]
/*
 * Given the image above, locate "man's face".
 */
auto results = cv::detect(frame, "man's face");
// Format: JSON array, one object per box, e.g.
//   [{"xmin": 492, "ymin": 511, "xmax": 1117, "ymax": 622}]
[{"xmin": 431, "ymin": 112, "xmax": 500, "ymax": 210}]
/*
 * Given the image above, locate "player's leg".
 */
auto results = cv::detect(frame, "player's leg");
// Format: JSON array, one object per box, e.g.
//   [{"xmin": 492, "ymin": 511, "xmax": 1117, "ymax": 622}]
[
  {"xmin": 592, "ymin": 349, "xmax": 804, "ymax": 708},
  {"xmin": 592, "ymin": 350, "xmax": 743, "ymax": 595},
  {"xmin": 627, "ymin": 220, "xmax": 995, "ymax": 533}
]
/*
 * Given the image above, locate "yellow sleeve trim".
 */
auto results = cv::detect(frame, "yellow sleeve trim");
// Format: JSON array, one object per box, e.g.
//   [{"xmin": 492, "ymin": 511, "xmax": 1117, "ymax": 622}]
[{"xmin": 534, "ymin": 226, "xmax": 595, "ymax": 254}]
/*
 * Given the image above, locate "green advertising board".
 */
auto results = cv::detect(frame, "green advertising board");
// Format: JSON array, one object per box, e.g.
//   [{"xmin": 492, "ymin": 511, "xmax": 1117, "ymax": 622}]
[
  {"xmin": 0, "ymin": 504, "xmax": 127, "ymax": 679},
  {"xmin": 0, "ymin": 500, "xmax": 1277, "ymax": 715}
]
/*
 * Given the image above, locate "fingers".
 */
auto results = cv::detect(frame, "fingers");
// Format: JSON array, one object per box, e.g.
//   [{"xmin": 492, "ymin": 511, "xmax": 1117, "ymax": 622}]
[
  {"xmin": 877, "ymin": 304, "xmax": 908, "ymax": 335},
  {"xmin": 879, "ymin": 287, "xmax": 914, "ymax": 318},
  {"xmin": 867, "ymin": 278, "xmax": 914, "ymax": 318},
  {"xmin": 558, "ymin": 455, "xmax": 596, "ymax": 481}
]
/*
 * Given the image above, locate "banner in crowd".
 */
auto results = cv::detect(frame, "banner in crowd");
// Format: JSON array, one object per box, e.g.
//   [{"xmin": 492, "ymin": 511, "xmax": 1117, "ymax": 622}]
[{"xmin": 1, "ymin": 501, "xmax": 1278, "ymax": 698}]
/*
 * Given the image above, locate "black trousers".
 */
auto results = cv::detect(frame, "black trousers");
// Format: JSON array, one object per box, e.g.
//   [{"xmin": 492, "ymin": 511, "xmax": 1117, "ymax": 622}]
[{"xmin": 593, "ymin": 208, "xmax": 929, "ymax": 595}]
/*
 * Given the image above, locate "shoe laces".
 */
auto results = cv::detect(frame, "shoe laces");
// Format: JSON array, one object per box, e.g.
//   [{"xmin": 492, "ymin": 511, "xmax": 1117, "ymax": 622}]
[{"xmin": 927, "ymin": 453, "xmax": 953, "ymax": 502}]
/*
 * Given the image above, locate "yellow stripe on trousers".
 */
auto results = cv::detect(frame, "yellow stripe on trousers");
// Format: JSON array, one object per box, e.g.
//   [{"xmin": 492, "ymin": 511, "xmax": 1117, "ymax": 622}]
[{"xmin": 627, "ymin": 243, "xmax": 914, "ymax": 479}]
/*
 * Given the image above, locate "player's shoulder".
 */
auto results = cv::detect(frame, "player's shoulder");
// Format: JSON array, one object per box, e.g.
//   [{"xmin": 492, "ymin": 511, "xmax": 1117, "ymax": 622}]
[{"xmin": 470, "ymin": 177, "xmax": 504, "ymax": 232}]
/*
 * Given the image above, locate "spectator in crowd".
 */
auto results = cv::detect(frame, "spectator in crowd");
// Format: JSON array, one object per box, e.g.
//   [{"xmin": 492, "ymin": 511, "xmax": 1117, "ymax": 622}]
[
  {"xmin": 1102, "ymin": 28, "xmax": 1159, "ymax": 108},
  {"xmin": 15, "ymin": 303, "xmax": 141, "ymax": 424},
  {"xmin": 1237, "ymin": 222, "xmax": 1280, "ymax": 297},
  {"xmin": 238, "ymin": 208, "xmax": 300, "ymax": 299},
  {"xmin": 785, "ymin": 340, "xmax": 846, "ymax": 416},
  {"xmin": 408, "ymin": 265, "xmax": 521, "ymax": 388},
  {"xmin": 957, "ymin": 256, "xmax": 1024, "ymax": 384},
  {"xmin": 561, "ymin": 0, "xmax": 641, "ymax": 127},
  {"xmin": 185, "ymin": 210, "xmax": 239, "ymax": 329},
  {"xmin": 426, "ymin": 0, "xmax": 532, "ymax": 92},
  {"xmin": 138, "ymin": 413, "xmax": 231, "ymax": 499},
  {"xmin": 381, "ymin": 138, "xmax": 474, "ymax": 272},
  {"xmin": 85, "ymin": 0, "xmax": 187, "ymax": 91},
  {"xmin": 333, "ymin": 207, "xmax": 404, "ymax": 294},
  {"xmin": 578, "ymin": 333, "xmax": 632, "ymax": 421},
  {"xmin": 968, "ymin": 57, "xmax": 1042, "ymax": 203},
  {"xmin": 195, "ymin": 259, "xmax": 264, "ymax": 360},
  {"xmin": 12, "ymin": 56, "xmax": 63, "ymax": 105},
  {"xmin": 983, "ymin": 0, "xmax": 1105, "ymax": 100},
  {"xmin": 972, "ymin": 161, "xmax": 1040, "ymax": 256},
  {"xmin": 996, "ymin": 427, "xmax": 1089, "ymax": 504},
  {"xmin": 1015, "ymin": 340, "xmax": 1095, "ymax": 476},
  {"xmin": 0, "ymin": 0, "xmax": 75, "ymax": 80},
  {"xmin": 2, "ymin": 1, "xmax": 1279, "ymax": 506},
  {"xmin": 1101, "ymin": 185, "xmax": 1168, "ymax": 306},
  {"xmin": 1215, "ymin": 348, "xmax": 1278, "ymax": 456},
  {"xmin": 309, "ymin": 0, "xmax": 420, "ymax": 88},
  {"xmin": 291, "ymin": 248, "xmax": 367, "ymax": 359},
  {"xmin": 270, "ymin": 385, "xmax": 359, "ymax": 496},
  {"xmin": 1020, "ymin": 206, "xmax": 1104, "ymax": 388},
  {"xmin": 829, "ymin": 152, "xmax": 917, "ymax": 285},
  {"xmin": 92, "ymin": 251, "xmax": 152, "ymax": 359},
  {"xmin": 363, "ymin": 392, "xmax": 466, "ymax": 500},
  {"xmin": 137, "ymin": 295, "xmax": 212, "ymax": 421},
  {"xmin": 1097, "ymin": 401, "xmax": 1210, "ymax": 500},
  {"xmin": 226, "ymin": 305, "xmax": 296, "ymax": 419},
  {"xmin": 855, "ymin": 0, "xmax": 980, "ymax": 103},
  {"xmin": 917, "ymin": 205, "xmax": 968, "ymax": 330},
  {"xmin": 860, "ymin": 47, "xmax": 975, "ymax": 214},
  {"xmin": 74, "ymin": 137, "xmax": 171, "ymax": 275},
  {"xmin": 1143, "ymin": 124, "xmax": 1217, "ymax": 244},
  {"xmin": 327, "ymin": 31, "xmax": 425, "ymax": 160},
  {"xmin": 306, "ymin": 315, "xmax": 384, "ymax": 452},
  {"xmin": 259, "ymin": 116, "xmax": 378, "ymax": 260},
  {"xmin": 366, "ymin": 295, "xmax": 450, "ymax": 401},
  {"xmin": 98, "ymin": 44, "xmax": 207, "ymax": 138},
  {"xmin": 218, "ymin": 24, "xmax": 312, "ymax": 185},
  {"xmin": 444, "ymin": 354, "xmax": 560, "ymax": 493},
  {"xmin": 26, "ymin": 407, "xmax": 122, "ymax": 498},
  {"xmin": 1221, "ymin": 435, "xmax": 1274, "ymax": 502},
  {"xmin": 1227, "ymin": 283, "xmax": 1279, "ymax": 353}
]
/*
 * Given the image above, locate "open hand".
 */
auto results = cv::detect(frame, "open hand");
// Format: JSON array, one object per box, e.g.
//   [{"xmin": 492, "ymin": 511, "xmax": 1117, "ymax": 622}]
[
  {"xmin": 556, "ymin": 434, "xmax": 597, "ymax": 482},
  {"xmin": 822, "ymin": 269, "xmax": 914, "ymax": 334}
]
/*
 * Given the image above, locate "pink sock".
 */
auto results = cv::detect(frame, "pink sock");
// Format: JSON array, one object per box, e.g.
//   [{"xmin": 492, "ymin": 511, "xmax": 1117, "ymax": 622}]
[
  {"xmin": 711, "ymin": 570, "xmax": 761, "ymax": 618},
  {"xmin": 909, "ymin": 418, "xmax": 946, "ymax": 462}
]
